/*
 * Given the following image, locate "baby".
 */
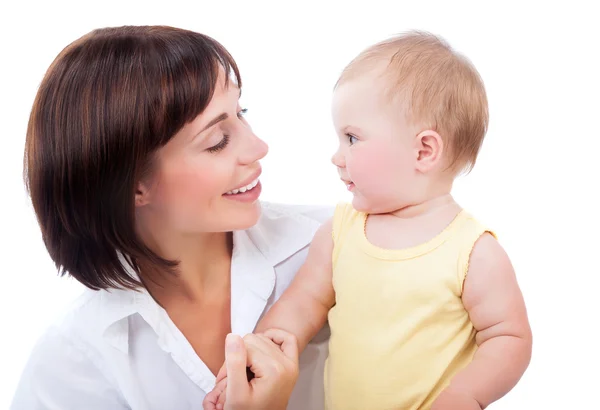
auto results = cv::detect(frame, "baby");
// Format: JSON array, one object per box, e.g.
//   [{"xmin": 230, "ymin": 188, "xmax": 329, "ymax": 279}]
[{"xmin": 211, "ymin": 31, "xmax": 532, "ymax": 410}]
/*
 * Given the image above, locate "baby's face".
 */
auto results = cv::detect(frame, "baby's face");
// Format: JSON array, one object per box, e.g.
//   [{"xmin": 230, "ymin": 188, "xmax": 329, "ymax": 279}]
[{"xmin": 331, "ymin": 77, "xmax": 421, "ymax": 214}]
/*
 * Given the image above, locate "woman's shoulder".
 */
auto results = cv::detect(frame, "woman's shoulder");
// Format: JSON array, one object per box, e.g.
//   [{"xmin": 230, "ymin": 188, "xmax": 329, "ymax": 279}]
[
  {"xmin": 241, "ymin": 202, "xmax": 334, "ymax": 266},
  {"xmin": 30, "ymin": 287, "xmax": 140, "ymax": 356},
  {"xmin": 255, "ymin": 202, "xmax": 334, "ymax": 246},
  {"xmin": 259, "ymin": 201, "xmax": 334, "ymax": 224},
  {"xmin": 11, "ymin": 288, "xmax": 132, "ymax": 408},
  {"xmin": 17, "ymin": 292, "xmax": 104, "ymax": 369}
]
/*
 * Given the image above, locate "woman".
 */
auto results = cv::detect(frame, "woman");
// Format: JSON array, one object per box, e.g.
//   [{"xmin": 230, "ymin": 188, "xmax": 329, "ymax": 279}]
[{"xmin": 11, "ymin": 25, "xmax": 330, "ymax": 410}]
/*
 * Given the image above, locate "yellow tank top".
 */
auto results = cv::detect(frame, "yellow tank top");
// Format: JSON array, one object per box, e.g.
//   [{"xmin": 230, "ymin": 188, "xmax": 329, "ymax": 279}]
[{"xmin": 324, "ymin": 203, "xmax": 494, "ymax": 410}]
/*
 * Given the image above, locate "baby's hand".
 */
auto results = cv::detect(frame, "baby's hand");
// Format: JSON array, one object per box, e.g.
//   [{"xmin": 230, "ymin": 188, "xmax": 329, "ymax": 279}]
[
  {"xmin": 204, "ymin": 331, "xmax": 283, "ymax": 409},
  {"xmin": 431, "ymin": 388, "xmax": 482, "ymax": 410},
  {"xmin": 203, "ymin": 359, "xmax": 256, "ymax": 409},
  {"xmin": 202, "ymin": 377, "xmax": 227, "ymax": 410}
]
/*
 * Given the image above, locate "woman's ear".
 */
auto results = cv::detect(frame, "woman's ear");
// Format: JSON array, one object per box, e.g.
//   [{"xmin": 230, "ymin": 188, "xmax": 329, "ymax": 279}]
[
  {"xmin": 414, "ymin": 129, "xmax": 444, "ymax": 173},
  {"xmin": 135, "ymin": 181, "xmax": 151, "ymax": 207}
]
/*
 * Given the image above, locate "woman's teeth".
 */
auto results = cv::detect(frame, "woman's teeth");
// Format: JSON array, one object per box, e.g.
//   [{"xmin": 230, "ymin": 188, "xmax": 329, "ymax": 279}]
[{"xmin": 225, "ymin": 178, "xmax": 259, "ymax": 195}]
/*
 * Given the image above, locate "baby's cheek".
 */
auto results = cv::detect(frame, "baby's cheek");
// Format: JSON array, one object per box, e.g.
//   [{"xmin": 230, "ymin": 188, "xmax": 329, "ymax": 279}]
[{"xmin": 351, "ymin": 145, "xmax": 397, "ymax": 194}]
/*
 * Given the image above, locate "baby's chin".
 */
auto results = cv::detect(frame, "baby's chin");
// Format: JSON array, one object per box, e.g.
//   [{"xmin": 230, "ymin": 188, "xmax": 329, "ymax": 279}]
[
  {"xmin": 351, "ymin": 196, "xmax": 407, "ymax": 215},
  {"xmin": 351, "ymin": 196, "xmax": 382, "ymax": 214}
]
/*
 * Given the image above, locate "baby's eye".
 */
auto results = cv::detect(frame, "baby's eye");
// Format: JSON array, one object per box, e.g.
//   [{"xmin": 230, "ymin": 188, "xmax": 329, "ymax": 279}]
[{"xmin": 347, "ymin": 134, "xmax": 358, "ymax": 145}]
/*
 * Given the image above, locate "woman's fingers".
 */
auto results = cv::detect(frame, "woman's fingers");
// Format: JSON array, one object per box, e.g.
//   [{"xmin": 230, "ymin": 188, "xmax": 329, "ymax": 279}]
[
  {"xmin": 242, "ymin": 332, "xmax": 298, "ymax": 381},
  {"xmin": 244, "ymin": 333, "xmax": 292, "ymax": 359},
  {"xmin": 224, "ymin": 334, "xmax": 250, "ymax": 400},
  {"xmin": 214, "ymin": 332, "xmax": 299, "ymax": 410},
  {"xmin": 260, "ymin": 329, "xmax": 299, "ymax": 362},
  {"xmin": 243, "ymin": 334, "xmax": 286, "ymax": 372},
  {"xmin": 243, "ymin": 334, "xmax": 277, "ymax": 359}
]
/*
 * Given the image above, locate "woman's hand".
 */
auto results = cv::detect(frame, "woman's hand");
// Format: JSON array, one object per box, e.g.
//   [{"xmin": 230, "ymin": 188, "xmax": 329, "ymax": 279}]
[{"xmin": 203, "ymin": 329, "xmax": 299, "ymax": 410}]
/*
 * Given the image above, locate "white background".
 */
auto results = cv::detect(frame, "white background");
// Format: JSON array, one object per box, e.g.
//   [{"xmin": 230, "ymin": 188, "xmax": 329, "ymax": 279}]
[{"xmin": 1, "ymin": 1, "xmax": 598, "ymax": 408}]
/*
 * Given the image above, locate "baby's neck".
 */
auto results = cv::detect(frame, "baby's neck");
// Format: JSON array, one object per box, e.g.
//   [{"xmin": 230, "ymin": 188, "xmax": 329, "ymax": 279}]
[
  {"xmin": 388, "ymin": 174, "xmax": 457, "ymax": 219},
  {"xmin": 390, "ymin": 193, "xmax": 458, "ymax": 219}
]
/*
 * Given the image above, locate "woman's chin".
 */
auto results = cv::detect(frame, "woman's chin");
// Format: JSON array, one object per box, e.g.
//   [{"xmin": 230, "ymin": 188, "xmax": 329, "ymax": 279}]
[
  {"xmin": 220, "ymin": 199, "xmax": 262, "ymax": 231},
  {"xmin": 236, "ymin": 202, "xmax": 262, "ymax": 230}
]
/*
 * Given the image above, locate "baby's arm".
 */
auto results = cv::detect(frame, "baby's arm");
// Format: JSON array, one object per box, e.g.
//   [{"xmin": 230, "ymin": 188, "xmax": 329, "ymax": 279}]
[
  {"xmin": 433, "ymin": 233, "xmax": 532, "ymax": 409},
  {"xmin": 207, "ymin": 221, "xmax": 335, "ymax": 409},
  {"xmin": 255, "ymin": 219, "xmax": 335, "ymax": 353}
]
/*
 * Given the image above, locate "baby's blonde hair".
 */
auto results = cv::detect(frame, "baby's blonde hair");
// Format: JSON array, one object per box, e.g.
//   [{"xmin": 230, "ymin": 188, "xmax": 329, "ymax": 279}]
[{"xmin": 337, "ymin": 31, "xmax": 488, "ymax": 173}]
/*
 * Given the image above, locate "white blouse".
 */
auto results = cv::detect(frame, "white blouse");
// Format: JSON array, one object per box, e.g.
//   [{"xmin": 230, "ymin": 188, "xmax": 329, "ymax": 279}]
[{"xmin": 11, "ymin": 202, "xmax": 333, "ymax": 410}]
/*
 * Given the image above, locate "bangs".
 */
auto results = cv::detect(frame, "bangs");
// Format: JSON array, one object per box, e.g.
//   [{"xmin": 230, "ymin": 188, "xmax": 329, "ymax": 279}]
[{"xmin": 139, "ymin": 26, "xmax": 242, "ymax": 146}]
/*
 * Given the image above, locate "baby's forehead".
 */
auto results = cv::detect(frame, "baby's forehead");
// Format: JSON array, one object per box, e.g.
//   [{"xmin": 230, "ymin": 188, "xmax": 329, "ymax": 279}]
[
  {"xmin": 335, "ymin": 57, "xmax": 389, "ymax": 90},
  {"xmin": 334, "ymin": 73, "xmax": 409, "ymax": 115},
  {"xmin": 337, "ymin": 58, "xmax": 423, "ymax": 107},
  {"xmin": 332, "ymin": 78, "xmax": 413, "ymax": 131}
]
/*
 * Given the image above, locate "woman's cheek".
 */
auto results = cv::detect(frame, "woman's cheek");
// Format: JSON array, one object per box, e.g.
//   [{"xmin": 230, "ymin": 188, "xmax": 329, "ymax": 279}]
[{"xmin": 157, "ymin": 161, "xmax": 223, "ymax": 211}]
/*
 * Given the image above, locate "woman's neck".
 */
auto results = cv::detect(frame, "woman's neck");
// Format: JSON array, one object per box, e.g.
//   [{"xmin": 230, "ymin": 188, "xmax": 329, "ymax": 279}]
[{"xmin": 140, "ymin": 228, "xmax": 233, "ymax": 305}]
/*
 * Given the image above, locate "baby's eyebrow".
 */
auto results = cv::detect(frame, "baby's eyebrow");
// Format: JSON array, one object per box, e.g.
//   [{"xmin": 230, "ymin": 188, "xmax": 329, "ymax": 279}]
[{"xmin": 344, "ymin": 125, "xmax": 363, "ymax": 135}]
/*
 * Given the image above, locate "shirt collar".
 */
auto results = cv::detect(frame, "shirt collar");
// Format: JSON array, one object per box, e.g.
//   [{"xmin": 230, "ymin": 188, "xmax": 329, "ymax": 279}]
[
  {"xmin": 101, "ymin": 203, "xmax": 321, "ymax": 354},
  {"xmin": 248, "ymin": 202, "xmax": 321, "ymax": 266}
]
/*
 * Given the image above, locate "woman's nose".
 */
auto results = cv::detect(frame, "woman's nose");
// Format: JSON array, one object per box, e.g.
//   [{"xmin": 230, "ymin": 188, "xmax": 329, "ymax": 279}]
[{"xmin": 239, "ymin": 131, "xmax": 269, "ymax": 165}]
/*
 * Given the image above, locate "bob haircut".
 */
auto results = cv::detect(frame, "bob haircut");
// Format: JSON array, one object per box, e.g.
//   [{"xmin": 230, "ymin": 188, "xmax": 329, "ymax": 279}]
[{"xmin": 24, "ymin": 25, "xmax": 241, "ymax": 290}]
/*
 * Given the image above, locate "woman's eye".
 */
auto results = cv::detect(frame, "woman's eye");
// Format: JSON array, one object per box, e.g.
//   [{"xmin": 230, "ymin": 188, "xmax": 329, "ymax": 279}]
[
  {"xmin": 206, "ymin": 135, "xmax": 230, "ymax": 153},
  {"xmin": 205, "ymin": 109, "xmax": 246, "ymax": 153},
  {"xmin": 347, "ymin": 134, "xmax": 358, "ymax": 145}
]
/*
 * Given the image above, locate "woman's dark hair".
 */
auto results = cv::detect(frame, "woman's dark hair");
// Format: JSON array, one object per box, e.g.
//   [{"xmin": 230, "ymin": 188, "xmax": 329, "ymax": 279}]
[{"xmin": 24, "ymin": 25, "xmax": 241, "ymax": 290}]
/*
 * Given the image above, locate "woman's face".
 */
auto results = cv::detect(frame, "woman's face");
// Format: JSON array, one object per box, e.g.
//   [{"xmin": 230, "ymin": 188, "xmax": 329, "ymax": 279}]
[{"xmin": 135, "ymin": 72, "xmax": 268, "ymax": 235}]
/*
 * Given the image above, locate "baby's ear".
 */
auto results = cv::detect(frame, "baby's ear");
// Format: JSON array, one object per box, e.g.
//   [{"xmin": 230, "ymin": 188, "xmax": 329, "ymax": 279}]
[{"xmin": 414, "ymin": 129, "xmax": 444, "ymax": 173}]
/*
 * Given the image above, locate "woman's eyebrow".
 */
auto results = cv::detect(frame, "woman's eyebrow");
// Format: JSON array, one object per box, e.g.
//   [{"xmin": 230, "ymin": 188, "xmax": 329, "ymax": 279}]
[{"xmin": 194, "ymin": 113, "xmax": 229, "ymax": 139}]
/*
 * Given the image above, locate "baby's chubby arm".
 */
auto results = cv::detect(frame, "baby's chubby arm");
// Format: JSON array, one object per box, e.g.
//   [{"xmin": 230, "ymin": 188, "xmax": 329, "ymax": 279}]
[
  {"xmin": 433, "ymin": 233, "xmax": 532, "ymax": 409},
  {"xmin": 206, "ymin": 221, "xmax": 335, "ymax": 410},
  {"xmin": 255, "ymin": 219, "xmax": 335, "ymax": 353}
]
